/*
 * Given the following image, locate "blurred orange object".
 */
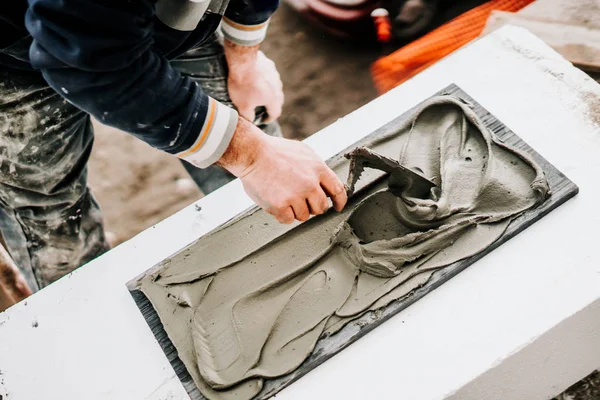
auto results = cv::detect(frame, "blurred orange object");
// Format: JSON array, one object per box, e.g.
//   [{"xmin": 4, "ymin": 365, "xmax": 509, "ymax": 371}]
[
  {"xmin": 372, "ymin": 8, "xmax": 393, "ymax": 43},
  {"xmin": 372, "ymin": 0, "xmax": 535, "ymax": 93}
]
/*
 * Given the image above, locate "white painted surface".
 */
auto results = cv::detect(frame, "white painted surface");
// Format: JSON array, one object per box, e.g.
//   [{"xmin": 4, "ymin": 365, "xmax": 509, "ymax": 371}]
[
  {"xmin": 449, "ymin": 297, "xmax": 600, "ymax": 400},
  {"xmin": 1, "ymin": 26, "xmax": 599, "ymax": 400}
]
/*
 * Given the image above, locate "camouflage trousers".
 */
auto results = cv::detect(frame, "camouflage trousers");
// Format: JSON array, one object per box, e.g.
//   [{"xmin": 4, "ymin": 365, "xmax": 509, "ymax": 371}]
[{"xmin": 0, "ymin": 35, "xmax": 281, "ymax": 291}]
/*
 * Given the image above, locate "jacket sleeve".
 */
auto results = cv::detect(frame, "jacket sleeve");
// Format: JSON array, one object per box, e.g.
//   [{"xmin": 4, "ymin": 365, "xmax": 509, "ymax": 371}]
[
  {"xmin": 222, "ymin": 0, "xmax": 279, "ymax": 46},
  {"xmin": 25, "ymin": 0, "xmax": 238, "ymax": 169}
]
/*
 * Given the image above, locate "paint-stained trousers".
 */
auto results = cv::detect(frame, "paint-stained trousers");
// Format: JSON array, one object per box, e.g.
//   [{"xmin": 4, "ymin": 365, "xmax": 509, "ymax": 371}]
[{"xmin": 0, "ymin": 35, "xmax": 281, "ymax": 291}]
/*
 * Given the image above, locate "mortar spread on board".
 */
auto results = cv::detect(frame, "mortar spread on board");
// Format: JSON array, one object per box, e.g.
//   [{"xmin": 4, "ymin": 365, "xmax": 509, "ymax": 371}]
[{"xmin": 139, "ymin": 95, "xmax": 549, "ymax": 399}]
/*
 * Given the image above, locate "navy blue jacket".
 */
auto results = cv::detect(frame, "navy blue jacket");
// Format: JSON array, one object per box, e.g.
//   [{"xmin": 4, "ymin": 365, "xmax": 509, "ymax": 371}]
[{"xmin": 0, "ymin": 0, "xmax": 278, "ymax": 168}]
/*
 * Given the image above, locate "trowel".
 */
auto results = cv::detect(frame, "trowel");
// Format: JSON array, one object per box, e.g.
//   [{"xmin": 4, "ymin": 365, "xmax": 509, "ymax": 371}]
[{"xmin": 344, "ymin": 146, "xmax": 437, "ymax": 198}]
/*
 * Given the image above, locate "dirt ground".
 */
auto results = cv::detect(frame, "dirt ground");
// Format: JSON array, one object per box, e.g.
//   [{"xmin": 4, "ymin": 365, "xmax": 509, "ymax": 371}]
[{"xmin": 87, "ymin": 4, "xmax": 380, "ymax": 245}]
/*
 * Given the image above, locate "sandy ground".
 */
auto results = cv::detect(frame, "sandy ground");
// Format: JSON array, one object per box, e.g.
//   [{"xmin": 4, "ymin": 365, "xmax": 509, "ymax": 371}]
[
  {"xmin": 87, "ymin": 4, "xmax": 379, "ymax": 245},
  {"xmin": 87, "ymin": 123, "xmax": 202, "ymax": 245}
]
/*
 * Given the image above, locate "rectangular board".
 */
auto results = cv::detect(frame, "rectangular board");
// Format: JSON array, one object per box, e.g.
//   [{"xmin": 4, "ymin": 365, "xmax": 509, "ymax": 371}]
[{"xmin": 128, "ymin": 84, "xmax": 579, "ymax": 400}]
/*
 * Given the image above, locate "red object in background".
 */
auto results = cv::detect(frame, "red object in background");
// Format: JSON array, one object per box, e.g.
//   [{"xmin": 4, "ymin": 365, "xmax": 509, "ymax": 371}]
[
  {"xmin": 284, "ymin": 0, "xmax": 382, "ymax": 40},
  {"xmin": 371, "ymin": 0, "xmax": 535, "ymax": 93},
  {"xmin": 371, "ymin": 8, "xmax": 393, "ymax": 42},
  {"xmin": 282, "ymin": 0, "xmax": 491, "ymax": 43}
]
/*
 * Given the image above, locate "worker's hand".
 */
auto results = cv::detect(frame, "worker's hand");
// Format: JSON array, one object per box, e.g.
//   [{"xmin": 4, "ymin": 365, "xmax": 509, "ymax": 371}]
[
  {"xmin": 224, "ymin": 40, "xmax": 284, "ymax": 124},
  {"xmin": 217, "ymin": 118, "xmax": 347, "ymax": 223},
  {"xmin": 240, "ymin": 136, "xmax": 347, "ymax": 223}
]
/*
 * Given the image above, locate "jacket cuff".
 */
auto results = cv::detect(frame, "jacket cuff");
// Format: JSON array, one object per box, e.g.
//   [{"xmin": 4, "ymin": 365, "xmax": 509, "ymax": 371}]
[
  {"xmin": 176, "ymin": 98, "xmax": 238, "ymax": 168},
  {"xmin": 221, "ymin": 17, "xmax": 270, "ymax": 46}
]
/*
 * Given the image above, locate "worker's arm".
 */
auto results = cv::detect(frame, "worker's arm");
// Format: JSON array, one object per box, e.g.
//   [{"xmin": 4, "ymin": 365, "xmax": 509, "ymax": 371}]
[
  {"xmin": 26, "ymin": 0, "xmax": 233, "ymax": 168},
  {"xmin": 221, "ymin": 0, "xmax": 283, "ymax": 122},
  {"xmin": 219, "ymin": 0, "xmax": 344, "ymax": 221},
  {"xmin": 217, "ymin": 117, "xmax": 347, "ymax": 223},
  {"xmin": 224, "ymin": 42, "xmax": 283, "ymax": 123},
  {"xmin": 25, "ymin": 0, "xmax": 346, "ymax": 222}
]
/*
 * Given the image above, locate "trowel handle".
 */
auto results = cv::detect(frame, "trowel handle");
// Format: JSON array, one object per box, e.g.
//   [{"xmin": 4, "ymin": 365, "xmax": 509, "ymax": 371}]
[{"xmin": 254, "ymin": 106, "xmax": 268, "ymax": 126}]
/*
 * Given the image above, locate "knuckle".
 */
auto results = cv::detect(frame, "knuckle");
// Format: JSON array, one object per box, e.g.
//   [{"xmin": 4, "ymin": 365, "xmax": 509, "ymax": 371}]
[
  {"xmin": 279, "ymin": 197, "xmax": 293, "ymax": 208},
  {"xmin": 297, "ymin": 213, "xmax": 309, "ymax": 222},
  {"xmin": 316, "ymin": 162, "xmax": 328, "ymax": 173},
  {"xmin": 312, "ymin": 206, "xmax": 325, "ymax": 215},
  {"xmin": 301, "ymin": 178, "xmax": 315, "ymax": 190},
  {"xmin": 281, "ymin": 214, "xmax": 294, "ymax": 224},
  {"xmin": 274, "ymin": 205, "xmax": 287, "ymax": 215},
  {"xmin": 319, "ymin": 200, "xmax": 330, "ymax": 214},
  {"xmin": 267, "ymin": 206, "xmax": 282, "ymax": 217},
  {"xmin": 309, "ymin": 185, "xmax": 322, "ymax": 196},
  {"xmin": 324, "ymin": 164, "xmax": 336, "ymax": 175},
  {"xmin": 275, "ymin": 209, "xmax": 291, "ymax": 223},
  {"xmin": 309, "ymin": 196, "xmax": 327, "ymax": 215}
]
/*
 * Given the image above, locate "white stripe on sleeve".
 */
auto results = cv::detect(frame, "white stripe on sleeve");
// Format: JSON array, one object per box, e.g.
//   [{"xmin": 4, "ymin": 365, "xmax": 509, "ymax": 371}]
[
  {"xmin": 221, "ymin": 18, "xmax": 270, "ymax": 46},
  {"xmin": 177, "ymin": 98, "xmax": 238, "ymax": 168}
]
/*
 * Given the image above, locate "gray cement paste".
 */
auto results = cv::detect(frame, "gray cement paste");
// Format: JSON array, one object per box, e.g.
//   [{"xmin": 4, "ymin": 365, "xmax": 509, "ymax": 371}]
[{"xmin": 138, "ymin": 95, "xmax": 550, "ymax": 399}]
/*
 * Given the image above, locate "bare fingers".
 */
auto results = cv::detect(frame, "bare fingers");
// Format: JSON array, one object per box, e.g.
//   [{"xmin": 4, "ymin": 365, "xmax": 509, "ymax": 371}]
[
  {"xmin": 320, "ymin": 167, "xmax": 348, "ymax": 212},
  {"xmin": 291, "ymin": 198, "xmax": 311, "ymax": 222},
  {"xmin": 274, "ymin": 206, "xmax": 295, "ymax": 224},
  {"xmin": 307, "ymin": 189, "xmax": 329, "ymax": 216}
]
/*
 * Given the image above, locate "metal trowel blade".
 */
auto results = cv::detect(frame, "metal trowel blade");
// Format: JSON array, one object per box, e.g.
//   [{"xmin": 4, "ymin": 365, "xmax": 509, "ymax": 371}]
[{"xmin": 344, "ymin": 147, "xmax": 436, "ymax": 197}]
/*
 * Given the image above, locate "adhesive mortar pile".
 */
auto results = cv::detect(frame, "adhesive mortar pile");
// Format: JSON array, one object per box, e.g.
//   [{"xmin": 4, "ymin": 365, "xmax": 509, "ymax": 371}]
[{"xmin": 138, "ymin": 94, "xmax": 550, "ymax": 399}]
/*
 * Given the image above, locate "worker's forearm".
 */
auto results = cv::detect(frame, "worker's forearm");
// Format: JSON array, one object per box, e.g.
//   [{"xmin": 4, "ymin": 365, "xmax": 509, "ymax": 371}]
[
  {"xmin": 216, "ymin": 116, "xmax": 264, "ymax": 178},
  {"xmin": 224, "ymin": 39, "xmax": 260, "ymax": 80},
  {"xmin": 26, "ymin": 0, "xmax": 239, "ymax": 168},
  {"xmin": 216, "ymin": 117, "xmax": 348, "ymax": 224},
  {"xmin": 224, "ymin": 38, "xmax": 284, "ymax": 123}
]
